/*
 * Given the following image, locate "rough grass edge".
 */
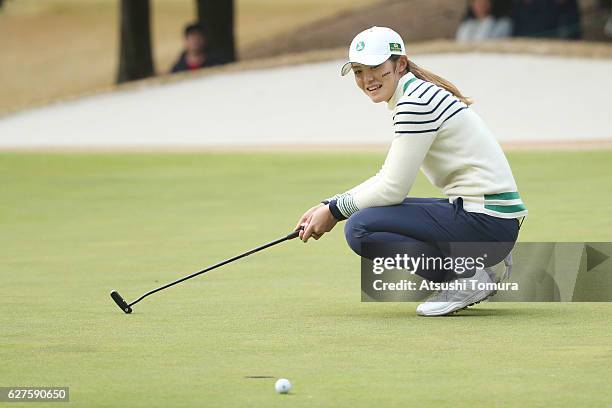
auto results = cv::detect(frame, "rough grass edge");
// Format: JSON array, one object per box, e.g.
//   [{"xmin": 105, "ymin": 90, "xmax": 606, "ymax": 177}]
[{"xmin": 1, "ymin": 139, "xmax": 612, "ymax": 153}]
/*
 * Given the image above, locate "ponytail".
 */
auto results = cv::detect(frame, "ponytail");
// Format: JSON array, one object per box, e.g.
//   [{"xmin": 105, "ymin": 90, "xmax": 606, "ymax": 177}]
[{"xmin": 394, "ymin": 56, "xmax": 473, "ymax": 106}]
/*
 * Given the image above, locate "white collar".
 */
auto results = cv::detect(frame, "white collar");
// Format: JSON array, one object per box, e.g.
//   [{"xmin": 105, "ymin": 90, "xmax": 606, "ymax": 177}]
[{"xmin": 387, "ymin": 72, "xmax": 417, "ymax": 110}]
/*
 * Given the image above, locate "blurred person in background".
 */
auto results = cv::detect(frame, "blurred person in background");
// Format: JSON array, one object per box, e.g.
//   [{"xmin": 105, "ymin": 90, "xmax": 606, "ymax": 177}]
[
  {"xmin": 554, "ymin": 0, "xmax": 582, "ymax": 39},
  {"xmin": 171, "ymin": 22, "xmax": 220, "ymax": 74},
  {"xmin": 456, "ymin": 0, "xmax": 513, "ymax": 42},
  {"xmin": 602, "ymin": 0, "xmax": 612, "ymax": 38},
  {"xmin": 512, "ymin": 0, "xmax": 581, "ymax": 39}
]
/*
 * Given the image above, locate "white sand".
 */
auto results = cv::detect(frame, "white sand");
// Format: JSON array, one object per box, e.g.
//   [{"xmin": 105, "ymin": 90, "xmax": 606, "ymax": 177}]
[{"xmin": 1, "ymin": 53, "xmax": 610, "ymax": 148}]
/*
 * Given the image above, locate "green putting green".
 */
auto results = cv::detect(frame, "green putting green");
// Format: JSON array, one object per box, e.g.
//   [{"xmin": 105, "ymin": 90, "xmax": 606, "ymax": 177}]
[{"xmin": 1, "ymin": 151, "xmax": 611, "ymax": 407}]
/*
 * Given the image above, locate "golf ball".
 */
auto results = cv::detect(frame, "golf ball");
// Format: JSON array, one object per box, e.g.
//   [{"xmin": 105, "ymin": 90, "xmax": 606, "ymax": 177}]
[{"xmin": 275, "ymin": 378, "xmax": 292, "ymax": 394}]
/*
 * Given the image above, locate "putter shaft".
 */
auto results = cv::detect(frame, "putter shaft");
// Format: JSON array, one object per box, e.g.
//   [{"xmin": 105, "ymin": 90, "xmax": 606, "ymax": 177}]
[{"xmin": 111, "ymin": 228, "xmax": 301, "ymax": 313}]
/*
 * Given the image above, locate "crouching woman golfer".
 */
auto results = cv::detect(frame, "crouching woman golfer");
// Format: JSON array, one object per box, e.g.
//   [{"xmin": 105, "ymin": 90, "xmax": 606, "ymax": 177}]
[{"xmin": 295, "ymin": 26, "xmax": 527, "ymax": 316}]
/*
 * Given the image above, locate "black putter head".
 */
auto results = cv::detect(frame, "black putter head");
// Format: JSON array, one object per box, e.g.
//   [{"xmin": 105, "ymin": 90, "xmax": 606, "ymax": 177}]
[{"xmin": 110, "ymin": 290, "xmax": 132, "ymax": 314}]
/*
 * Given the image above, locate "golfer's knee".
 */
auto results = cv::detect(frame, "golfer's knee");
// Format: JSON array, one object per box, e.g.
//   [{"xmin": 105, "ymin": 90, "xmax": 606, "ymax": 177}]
[{"xmin": 344, "ymin": 212, "xmax": 370, "ymax": 255}]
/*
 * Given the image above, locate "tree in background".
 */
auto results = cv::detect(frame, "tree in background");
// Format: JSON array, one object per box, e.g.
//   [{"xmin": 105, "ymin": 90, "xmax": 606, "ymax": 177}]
[
  {"xmin": 117, "ymin": 0, "xmax": 155, "ymax": 84},
  {"xmin": 196, "ymin": 0, "xmax": 236, "ymax": 64}
]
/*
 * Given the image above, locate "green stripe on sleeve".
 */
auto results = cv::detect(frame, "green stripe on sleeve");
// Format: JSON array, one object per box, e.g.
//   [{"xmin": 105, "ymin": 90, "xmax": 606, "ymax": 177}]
[{"xmin": 485, "ymin": 204, "xmax": 527, "ymax": 213}]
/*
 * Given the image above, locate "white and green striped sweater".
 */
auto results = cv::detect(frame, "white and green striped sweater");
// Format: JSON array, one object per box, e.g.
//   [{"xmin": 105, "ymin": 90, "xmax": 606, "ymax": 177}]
[{"xmin": 328, "ymin": 72, "xmax": 527, "ymax": 220}]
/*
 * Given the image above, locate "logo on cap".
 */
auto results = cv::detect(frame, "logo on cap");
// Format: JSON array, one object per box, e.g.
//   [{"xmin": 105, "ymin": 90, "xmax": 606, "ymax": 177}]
[
  {"xmin": 389, "ymin": 43, "xmax": 402, "ymax": 52},
  {"xmin": 356, "ymin": 41, "xmax": 365, "ymax": 51}
]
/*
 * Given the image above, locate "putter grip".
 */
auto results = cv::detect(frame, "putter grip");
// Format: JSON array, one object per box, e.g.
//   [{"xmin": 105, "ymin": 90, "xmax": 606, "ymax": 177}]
[
  {"xmin": 287, "ymin": 226, "xmax": 305, "ymax": 240},
  {"xmin": 110, "ymin": 290, "xmax": 132, "ymax": 314}
]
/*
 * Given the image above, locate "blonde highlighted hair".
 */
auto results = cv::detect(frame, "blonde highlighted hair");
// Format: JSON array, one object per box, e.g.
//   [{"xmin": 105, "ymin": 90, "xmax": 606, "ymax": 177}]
[{"xmin": 391, "ymin": 56, "xmax": 472, "ymax": 106}]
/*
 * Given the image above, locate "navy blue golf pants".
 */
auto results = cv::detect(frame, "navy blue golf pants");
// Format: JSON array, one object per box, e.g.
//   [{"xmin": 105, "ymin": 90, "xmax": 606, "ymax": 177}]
[{"xmin": 344, "ymin": 197, "xmax": 520, "ymax": 282}]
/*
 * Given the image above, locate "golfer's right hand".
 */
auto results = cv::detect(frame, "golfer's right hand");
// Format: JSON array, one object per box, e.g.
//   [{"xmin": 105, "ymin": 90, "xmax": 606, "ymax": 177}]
[{"xmin": 295, "ymin": 203, "xmax": 325, "ymax": 237}]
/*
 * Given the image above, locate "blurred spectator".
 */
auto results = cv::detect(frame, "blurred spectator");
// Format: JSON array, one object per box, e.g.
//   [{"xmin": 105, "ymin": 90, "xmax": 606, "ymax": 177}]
[
  {"xmin": 555, "ymin": 0, "xmax": 581, "ymax": 39},
  {"xmin": 171, "ymin": 23, "xmax": 220, "ymax": 74},
  {"xmin": 602, "ymin": 0, "xmax": 612, "ymax": 38},
  {"xmin": 512, "ymin": 0, "xmax": 557, "ymax": 37},
  {"xmin": 456, "ymin": 0, "xmax": 513, "ymax": 42},
  {"xmin": 512, "ymin": 0, "xmax": 581, "ymax": 39}
]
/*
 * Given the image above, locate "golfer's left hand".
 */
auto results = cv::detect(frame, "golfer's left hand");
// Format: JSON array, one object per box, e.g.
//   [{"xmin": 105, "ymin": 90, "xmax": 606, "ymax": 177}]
[{"xmin": 301, "ymin": 205, "xmax": 338, "ymax": 242}]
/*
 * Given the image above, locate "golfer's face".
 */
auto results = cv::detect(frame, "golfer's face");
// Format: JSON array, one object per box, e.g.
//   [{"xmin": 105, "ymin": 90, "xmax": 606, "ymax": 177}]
[{"xmin": 352, "ymin": 60, "xmax": 397, "ymax": 103}]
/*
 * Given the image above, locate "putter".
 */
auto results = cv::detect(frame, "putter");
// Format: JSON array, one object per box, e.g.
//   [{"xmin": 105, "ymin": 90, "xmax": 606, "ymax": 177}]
[{"xmin": 110, "ymin": 227, "xmax": 303, "ymax": 314}]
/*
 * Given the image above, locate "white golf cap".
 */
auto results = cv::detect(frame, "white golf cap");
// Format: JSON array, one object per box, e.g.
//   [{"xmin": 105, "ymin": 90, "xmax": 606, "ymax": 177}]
[{"xmin": 340, "ymin": 26, "xmax": 406, "ymax": 76}]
